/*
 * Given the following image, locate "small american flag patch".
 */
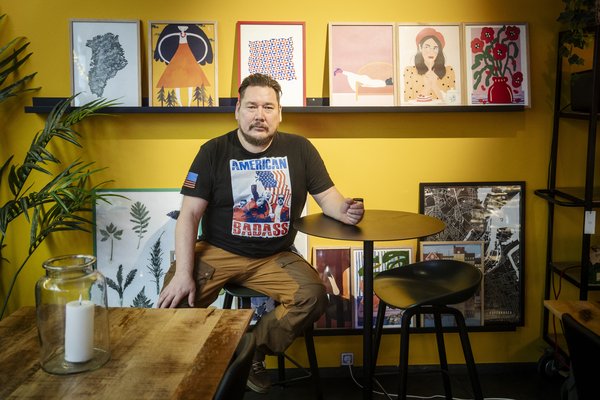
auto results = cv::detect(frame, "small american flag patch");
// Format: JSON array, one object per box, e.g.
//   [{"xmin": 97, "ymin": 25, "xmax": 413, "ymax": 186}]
[{"xmin": 183, "ymin": 172, "xmax": 198, "ymax": 189}]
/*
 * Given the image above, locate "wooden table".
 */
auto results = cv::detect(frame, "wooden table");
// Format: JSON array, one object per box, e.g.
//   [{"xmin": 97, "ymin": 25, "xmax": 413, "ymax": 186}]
[
  {"xmin": 544, "ymin": 300, "xmax": 600, "ymax": 336},
  {"xmin": 0, "ymin": 306, "xmax": 253, "ymax": 399},
  {"xmin": 294, "ymin": 210, "xmax": 445, "ymax": 400}
]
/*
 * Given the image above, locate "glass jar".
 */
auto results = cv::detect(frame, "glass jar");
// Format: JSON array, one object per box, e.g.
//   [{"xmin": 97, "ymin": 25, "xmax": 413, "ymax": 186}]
[{"xmin": 35, "ymin": 254, "xmax": 110, "ymax": 374}]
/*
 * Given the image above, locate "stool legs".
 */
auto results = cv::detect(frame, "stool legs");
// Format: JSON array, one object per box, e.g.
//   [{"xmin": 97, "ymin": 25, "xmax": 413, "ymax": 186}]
[
  {"xmin": 373, "ymin": 304, "xmax": 483, "ymax": 400},
  {"xmin": 432, "ymin": 308, "xmax": 453, "ymax": 400}
]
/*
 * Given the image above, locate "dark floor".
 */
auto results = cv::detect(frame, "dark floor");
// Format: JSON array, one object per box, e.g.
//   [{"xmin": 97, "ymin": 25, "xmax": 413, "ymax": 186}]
[{"xmin": 245, "ymin": 363, "xmax": 566, "ymax": 400}]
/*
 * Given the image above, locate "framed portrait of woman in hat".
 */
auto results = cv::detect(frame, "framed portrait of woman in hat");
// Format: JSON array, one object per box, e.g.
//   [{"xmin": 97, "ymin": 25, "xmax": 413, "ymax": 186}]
[{"xmin": 397, "ymin": 24, "xmax": 462, "ymax": 106}]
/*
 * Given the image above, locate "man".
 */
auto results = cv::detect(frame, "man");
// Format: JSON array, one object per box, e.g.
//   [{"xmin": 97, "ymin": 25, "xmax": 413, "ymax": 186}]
[{"xmin": 157, "ymin": 73, "xmax": 364, "ymax": 393}]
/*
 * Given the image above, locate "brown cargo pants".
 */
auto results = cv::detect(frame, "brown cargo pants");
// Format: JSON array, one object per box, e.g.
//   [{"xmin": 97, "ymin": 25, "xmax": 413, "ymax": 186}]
[{"xmin": 161, "ymin": 241, "xmax": 328, "ymax": 355}]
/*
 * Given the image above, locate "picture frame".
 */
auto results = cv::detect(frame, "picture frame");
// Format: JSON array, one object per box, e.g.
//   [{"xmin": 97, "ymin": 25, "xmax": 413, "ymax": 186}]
[
  {"xmin": 237, "ymin": 21, "xmax": 306, "ymax": 107},
  {"xmin": 149, "ymin": 21, "xmax": 218, "ymax": 107},
  {"xmin": 419, "ymin": 181, "xmax": 525, "ymax": 325},
  {"xmin": 329, "ymin": 22, "xmax": 397, "ymax": 107},
  {"xmin": 397, "ymin": 23, "xmax": 463, "ymax": 106},
  {"xmin": 351, "ymin": 246, "xmax": 414, "ymax": 329},
  {"xmin": 419, "ymin": 241, "xmax": 485, "ymax": 327},
  {"xmin": 70, "ymin": 19, "xmax": 141, "ymax": 106},
  {"xmin": 93, "ymin": 188, "xmax": 224, "ymax": 310},
  {"xmin": 463, "ymin": 23, "xmax": 530, "ymax": 106},
  {"xmin": 311, "ymin": 247, "xmax": 353, "ymax": 329}
]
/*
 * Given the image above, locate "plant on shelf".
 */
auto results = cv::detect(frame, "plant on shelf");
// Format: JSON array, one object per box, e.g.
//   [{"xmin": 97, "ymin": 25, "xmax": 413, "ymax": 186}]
[
  {"xmin": 0, "ymin": 15, "xmax": 117, "ymax": 319},
  {"xmin": 557, "ymin": 0, "xmax": 599, "ymax": 65}
]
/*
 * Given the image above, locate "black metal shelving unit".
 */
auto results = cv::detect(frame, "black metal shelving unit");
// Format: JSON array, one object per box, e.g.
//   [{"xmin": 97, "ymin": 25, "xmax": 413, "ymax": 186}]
[{"xmin": 534, "ymin": 27, "xmax": 600, "ymax": 372}]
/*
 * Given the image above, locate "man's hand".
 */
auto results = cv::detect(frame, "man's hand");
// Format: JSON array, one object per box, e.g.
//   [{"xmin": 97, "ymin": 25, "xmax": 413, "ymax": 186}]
[
  {"xmin": 157, "ymin": 273, "xmax": 196, "ymax": 308},
  {"xmin": 340, "ymin": 197, "xmax": 364, "ymax": 225}
]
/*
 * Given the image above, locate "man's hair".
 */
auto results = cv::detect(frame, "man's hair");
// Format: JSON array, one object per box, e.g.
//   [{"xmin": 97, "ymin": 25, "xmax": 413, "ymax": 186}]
[{"xmin": 238, "ymin": 73, "xmax": 282, "ymax": 104}]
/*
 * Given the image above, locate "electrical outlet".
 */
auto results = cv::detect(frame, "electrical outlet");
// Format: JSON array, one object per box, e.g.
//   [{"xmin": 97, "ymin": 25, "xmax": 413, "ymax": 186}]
[{"xmin": 340, "ymin": 352, "xmax": 354, "ymax": 366}]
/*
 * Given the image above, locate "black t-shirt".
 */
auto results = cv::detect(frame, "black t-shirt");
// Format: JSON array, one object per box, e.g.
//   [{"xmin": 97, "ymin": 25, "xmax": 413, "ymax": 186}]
[{"xmin": 181, "ymin": 130, "xmax": 334, "ymax": 258}]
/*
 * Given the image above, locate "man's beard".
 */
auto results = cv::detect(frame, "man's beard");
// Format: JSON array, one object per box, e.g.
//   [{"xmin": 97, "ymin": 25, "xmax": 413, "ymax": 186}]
[{"xmin": 239, "ymin": 125, "xmax": 276, "ymax": 147}]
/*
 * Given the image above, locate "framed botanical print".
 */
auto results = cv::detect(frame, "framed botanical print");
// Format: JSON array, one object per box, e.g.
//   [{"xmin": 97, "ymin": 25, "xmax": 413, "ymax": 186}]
[
  {"xmin": 237, "ymin": 21, "xmax": 306, "ymax": 107},
  {"xmin": 329, "ymin": 23, "xmax": 397, "ymax": 107},
  {"xmin": 397, "ymin": 24, "xmax": 462, "ymax": 106},
  {"xmin": 70, "ymin": 19, "xmax": 141, "ymax": 106},
  {"xmin": 312, "ymin": 247, "xmax": 353, "ymax": 329},
  {"xmin": 419, "ymin": 241, "xmax": 485, "ymax": 327},
  {"xmin": 351, "ymin": 246, "xmax": 413, "ymax": 329},
  {"xmin": 419, "ymin": 181, "xmax": 525, "ymax": 325},
  {"xmin": 464, "ymin": 23, "xmax": 530, "ymax": 106},
  {"xmin": 149, "ymin": 21, "xmax": 218, "ymax": 107}
]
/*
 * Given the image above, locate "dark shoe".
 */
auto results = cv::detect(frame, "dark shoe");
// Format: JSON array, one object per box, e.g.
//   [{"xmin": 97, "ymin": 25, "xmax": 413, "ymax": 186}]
[{"xmin": 247, "ymin": 360, "xmax": 271, "ymax": 394}]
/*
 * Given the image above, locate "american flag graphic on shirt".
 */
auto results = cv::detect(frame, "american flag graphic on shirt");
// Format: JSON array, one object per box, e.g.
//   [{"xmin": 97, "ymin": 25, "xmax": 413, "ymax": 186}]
[{"xmin": 183, "ymin": 172, "xmax": 198, "ymax": 189}]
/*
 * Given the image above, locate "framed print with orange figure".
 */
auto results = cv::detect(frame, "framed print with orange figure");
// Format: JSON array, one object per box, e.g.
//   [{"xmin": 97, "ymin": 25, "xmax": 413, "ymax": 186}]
[
  {"xmin": 464, "ymin": 23, "xmax": 530, "ymax": 106},
  {"xmin": 237, "ymin": 21, "xmax": 306, "ymax": 107},
  {"xmin": 397, "ymin": 23, "xmax": 462, "ymax": 106},
  {"xmin": 328, "ymin": 22, "xmax": 397, "ymax": 106},
  {"xmin": 149, "ymin": 21, "xmax": 218, "ymax": 107}
]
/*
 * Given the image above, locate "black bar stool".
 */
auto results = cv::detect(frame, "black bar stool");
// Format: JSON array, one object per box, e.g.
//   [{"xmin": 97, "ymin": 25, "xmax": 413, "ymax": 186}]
[
  {"xmin": 222, "ymin": 283, "xmax": 323, "ymax": 399},
  {"xmin": 372, "ymin": 259, "xmax": 484, "ymax": 400}
]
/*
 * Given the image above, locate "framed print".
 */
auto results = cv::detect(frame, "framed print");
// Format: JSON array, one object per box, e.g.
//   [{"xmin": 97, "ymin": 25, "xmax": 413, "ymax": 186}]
[
  {"xmin": 93, "ymin": 189, "xmax": 224, "ymax": 309},
  {"xmin": 419, "ymin": 181, "xmax": 525, "ymax": 325},
  {"xmin": 237, "ymin": 21, "xmax": 306, "ymax": 106},
  {"xmin": 149, "ymin": 21, "xmax": 218, "ymax": 107},
  {"xmin": 419, "ymin": 241, "xmax": 485, "ymax": 327},
  {"xmin": 464, "ymin": 23, "xmax": 530, "ymax": 106},
  {"xmin": 397, "ymin": 24, "xmax": 462, "ymax": 106},
  {"xmin": 312, "ymin": 247, "xmax": 353, "ymax": 329},
  {"xmin": 351, "ymin": 247, "xmax": 413, "ymax": 329},
  {"xmin": 329, "ymin": 23, "xmax": 397, "ymax": 107},
  {"xmin": 70, "ymin": 19, "xmax": 141, "ymax": 106}
]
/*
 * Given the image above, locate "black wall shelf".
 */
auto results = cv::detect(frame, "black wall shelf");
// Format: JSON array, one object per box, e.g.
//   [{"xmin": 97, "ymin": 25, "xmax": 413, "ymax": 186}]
[{"xmin": 25, "ymin": 97, "xmax": 526, "ymax": 114}]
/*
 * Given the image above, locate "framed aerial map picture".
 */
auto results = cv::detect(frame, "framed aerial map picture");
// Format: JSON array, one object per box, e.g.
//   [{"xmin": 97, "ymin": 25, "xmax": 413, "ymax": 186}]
[{"xmin": 419, "ymin": 181, "xmax": 525, "ymax": 325}]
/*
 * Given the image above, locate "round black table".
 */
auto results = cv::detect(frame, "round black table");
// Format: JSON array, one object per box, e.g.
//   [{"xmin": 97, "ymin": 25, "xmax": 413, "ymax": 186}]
[{"xmin": 294, "ymin": 210, "xmax": 445, "ymax": 400}]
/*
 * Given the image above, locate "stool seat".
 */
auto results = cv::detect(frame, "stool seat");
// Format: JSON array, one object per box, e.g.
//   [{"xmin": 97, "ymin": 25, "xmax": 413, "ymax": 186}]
[
  {"xmin": 222, "ymin": 283, "xmax": 322, "ymax": 399},
  {"xmin": 374, "ymin": 259, "xmax": 483, "ymax": 308},
  {"xmin": 373, "ymin": 259, "xmax": 484, "ymax": 400}
]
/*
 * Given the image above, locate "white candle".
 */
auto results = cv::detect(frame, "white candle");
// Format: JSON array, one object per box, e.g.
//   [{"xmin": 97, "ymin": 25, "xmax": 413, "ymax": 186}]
[{"xmin": 64, "ymin": 296, "xmax": 95, "ymax": 363}]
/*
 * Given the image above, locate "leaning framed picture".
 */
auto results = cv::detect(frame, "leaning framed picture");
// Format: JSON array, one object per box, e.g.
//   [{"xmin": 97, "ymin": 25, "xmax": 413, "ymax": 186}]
[
  {"xmin": 329, "ymin": 22, "xmax": 397, "ymax": 107},
  {"xmin": 464, "ymin": 23, "xmax": 530, "ymax": 106},
  {"xmin": 419, "ymin": 241, "xmax": 485, "ymax": 327},
  {"xmin": 419, "ymin": 181, "xmax": 525, "ymax": 325},
  {"xmin": 237, "ymin": 21, "xmax": 306, "ymax": 106},
  {"xmin": 351, "ymin": 246, "xmax": 414, "ymax": 329},
  {"xmin": 311, "ymin": 247, "xmax": 353, "ymax": 329},
  {"xmin": 149, "ymin": 21, "xmax": 218, "ymax": 107},
  {"xmin": 70, "ymin": 19, "xmax": 141, "ymax": 106},
  {"xmin": 397, "ymin": 23, "xmax": 462, "ymax": 106},
  {"xmin": 93, "ymin": 189, "xmax": 224, "ymax": 310}
]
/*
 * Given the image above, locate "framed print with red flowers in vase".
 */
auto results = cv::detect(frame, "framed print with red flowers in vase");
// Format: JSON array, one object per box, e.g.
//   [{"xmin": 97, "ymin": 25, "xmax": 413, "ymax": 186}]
[{"xmin": 464, "ymin": 23, "xmax": 530, "ymax": 106}]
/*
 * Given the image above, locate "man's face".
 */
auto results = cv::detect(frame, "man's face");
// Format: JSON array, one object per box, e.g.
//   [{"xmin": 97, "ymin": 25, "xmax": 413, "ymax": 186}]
[{"xmin": 235, "ymin": 86, "xmax": 282, "ymax": 150}]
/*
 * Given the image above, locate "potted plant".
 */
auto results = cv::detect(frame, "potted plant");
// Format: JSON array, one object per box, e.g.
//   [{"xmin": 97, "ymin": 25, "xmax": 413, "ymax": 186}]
[
  {"xmin": 0, "ymin": 14, "xmax": 116, "ymax": 319},
  {"xmin": 557, "ymin": 0, "xmax": 599, "ymax": 65}
]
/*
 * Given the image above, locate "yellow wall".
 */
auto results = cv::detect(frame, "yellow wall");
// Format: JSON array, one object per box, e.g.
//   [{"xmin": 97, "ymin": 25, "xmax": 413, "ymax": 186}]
[{"xmin": 0, "ymin": 0, "xmax": 583, "ymax": 367}]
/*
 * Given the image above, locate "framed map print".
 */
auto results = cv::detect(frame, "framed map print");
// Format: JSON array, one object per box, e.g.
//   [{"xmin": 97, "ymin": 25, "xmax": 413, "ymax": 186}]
[
  {"xmin": 419, "ymin": 241, "xmax": 485, "ymax": 327},
  {"xmin": 419, "ymin": 181, "xmax": 525, "ymax": 325},
  {"xmin": 70, "ymin": 19, "xmax": 141, "ymax": 106},
  {"xmin": 397, "ymin": 24, "xmax": 462, "ymax": 106},
  {"xmin": 464, "ymin": 23, "xmax": 530, "ymax": 106},
  {"xmin": 237, "ymin": 21, "xmax": 306, "ymax": 106},
  {"xmin": 149, "ymin": 21, "xmax": 218, "ymax": 107},
  {"xmin": 329, "ymin": 23, "xmax": 397, "ymax": 106}
]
